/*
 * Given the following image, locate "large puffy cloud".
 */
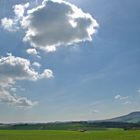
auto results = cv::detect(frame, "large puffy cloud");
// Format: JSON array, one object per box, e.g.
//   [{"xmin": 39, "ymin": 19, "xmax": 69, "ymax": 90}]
[
  {"xmin": 0, "ymin": 55, "xmax": 38, "ymax": 82},
  {"xmin": 0, "ymin": 54, "xmax": 53, "ymax": 81},
  {"xmin": 1, "ymin": 0, "xmax": 98, "ymax": 52},
  {"xmin": 0, "ymin": 54, "xmax": 53, "ymax": 108},
  {"xmin": 21, "ymin": 0, "xmax": 98, "ymax": 52}
]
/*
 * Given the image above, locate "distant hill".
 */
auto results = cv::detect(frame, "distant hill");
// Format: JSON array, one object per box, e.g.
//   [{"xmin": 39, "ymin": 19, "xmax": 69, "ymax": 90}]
[
  {"xmin": 0, "ymin": 121, "xmax": 140, "ymax": 130},
  {"xmin": 0, "ymin": 111, "xmax": 140, "ymax": 130},
  {"xmin": 106, "ymin": 112, "xmax": 140, "ymax": 123}
]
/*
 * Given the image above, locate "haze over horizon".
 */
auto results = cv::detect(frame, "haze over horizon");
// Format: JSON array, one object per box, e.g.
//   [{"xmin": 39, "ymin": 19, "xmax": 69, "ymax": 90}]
[{"xmin": 0, "ymin": 0, "xmax": 140, "ymax": 123}]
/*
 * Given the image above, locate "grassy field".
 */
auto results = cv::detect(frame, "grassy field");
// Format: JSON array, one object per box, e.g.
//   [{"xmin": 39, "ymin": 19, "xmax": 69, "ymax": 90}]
[{"xmin": 0, "ymin": 129, "xmax": 140, "ymax": 140}]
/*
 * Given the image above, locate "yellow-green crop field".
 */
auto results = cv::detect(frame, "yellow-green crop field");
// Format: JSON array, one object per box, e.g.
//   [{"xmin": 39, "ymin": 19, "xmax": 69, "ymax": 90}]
[{"xmin": 0, "ymin": 129, "xmax": 140, "ymax": 140}]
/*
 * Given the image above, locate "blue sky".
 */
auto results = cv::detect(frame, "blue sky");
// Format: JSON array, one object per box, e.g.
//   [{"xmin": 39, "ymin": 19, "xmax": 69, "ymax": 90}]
[{"xmin": 0, "ymin": 0, "xmax": 140, "ymax": 123}]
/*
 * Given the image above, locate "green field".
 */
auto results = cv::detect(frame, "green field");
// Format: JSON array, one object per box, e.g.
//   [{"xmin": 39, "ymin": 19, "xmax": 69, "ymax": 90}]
[{"xmin": 0, "ymin": 129, "xmax": 140, "ymax": 140}]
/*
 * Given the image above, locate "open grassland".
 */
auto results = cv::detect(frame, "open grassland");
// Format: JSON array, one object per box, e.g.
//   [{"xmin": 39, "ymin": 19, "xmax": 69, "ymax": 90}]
[{"xmin": 0, "ymin": 129, "xmax": 140, "ymax": 140}]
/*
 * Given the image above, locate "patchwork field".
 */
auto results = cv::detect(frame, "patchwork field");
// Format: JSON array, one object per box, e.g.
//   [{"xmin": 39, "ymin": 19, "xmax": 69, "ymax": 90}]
[{"xmin": 0, "ymin": 129, "xmax": 140, "ymax": 140}]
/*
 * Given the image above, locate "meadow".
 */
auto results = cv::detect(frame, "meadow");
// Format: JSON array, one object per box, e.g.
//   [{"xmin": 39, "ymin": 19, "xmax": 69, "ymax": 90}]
[{"xmin": 0, "ymin": 129, "xmax": 140, "ymax": 140}]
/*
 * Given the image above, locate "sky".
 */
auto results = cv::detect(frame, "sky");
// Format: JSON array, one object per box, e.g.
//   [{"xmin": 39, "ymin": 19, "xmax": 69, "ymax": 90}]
[{"xmin": 0, "ymin": 0, "xmax": 140, "ymax": 123}]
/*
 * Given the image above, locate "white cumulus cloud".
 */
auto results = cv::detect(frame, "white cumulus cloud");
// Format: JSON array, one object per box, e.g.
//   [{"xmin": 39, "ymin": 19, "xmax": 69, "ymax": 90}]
[
  {"xmin": 0, "ymin": 3, "xmax": 29, "ymax": 32},
  {"xmin": 0, "ymin": 54, "xmax": 53, "ymax": 108},
  {"xmin": 32, "ymin": 62, "xmax": 41, "ymax": 68},
  {"xmin": 1, "ymin": 18, "xmax": 16, "ymax": 32},
  {"xmin": 1, "ymin": 0, "xmax": 98, "ymax": 52},
  {"xmin": 26, "ymin": 48, "xmax": 38, "ymax": 55},
  {"xmin": 13, "ymin": 3, "xmax": 29, "ymax": 19},
  {"xmin": 39, "ymin": 69, "xmax": 54, "ymax": 79},
  {"xmin": 21, "ymin": 0, "xmax": 98, "ymax": 52}
]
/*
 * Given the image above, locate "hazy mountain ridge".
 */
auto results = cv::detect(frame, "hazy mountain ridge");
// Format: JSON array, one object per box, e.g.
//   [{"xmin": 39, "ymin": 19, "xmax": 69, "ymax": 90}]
[
  {"xmin": 106, "ymin": 112, "xmax": 140, "ymax": 123},
  {"xmin": 0, "ymin": 112, "xmax": 140, "ymax": 130}
]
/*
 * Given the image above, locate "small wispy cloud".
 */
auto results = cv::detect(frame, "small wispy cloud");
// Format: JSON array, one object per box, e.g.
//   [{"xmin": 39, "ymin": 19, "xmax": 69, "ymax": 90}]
[
  {"xmin": 114, "ymin": 94, "xmax": 131, "ymax": 106},
  {"xmin": 92, "ymin": 109, "xmax": 100, "ymax": 114},
  {"xmin": 1, "ymin": 18, "xmax": 17, "ymax": 32},
  {"xmin": 137, "ymin": 89, "xmax": 140, "ymax": 94},
  {"xmin": 114, "ymin": 94, "xmax": 129, "ymax": 100},
  {"xmin": 123, "ymin": 101, "xmax": 131, "ymax": 105},
  {"xmin": 26, "ymin": 48, "xmax": 38, "ymax": 55},
  {"xmin": 0, "ymin": 88, "xmax": 38, "ymax": 108},
  {"xmin": 32, "ymin": 62, "xmax": 41, "ymax": 68}
]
